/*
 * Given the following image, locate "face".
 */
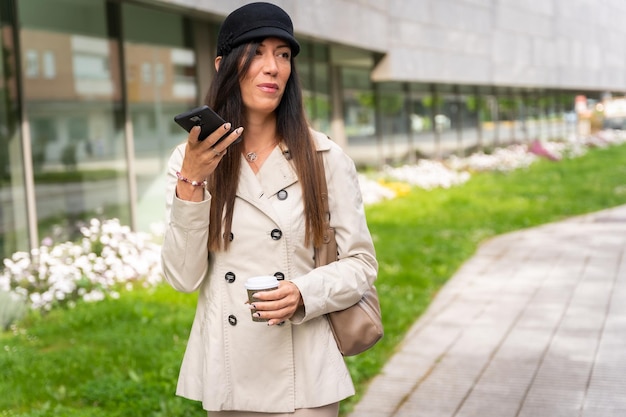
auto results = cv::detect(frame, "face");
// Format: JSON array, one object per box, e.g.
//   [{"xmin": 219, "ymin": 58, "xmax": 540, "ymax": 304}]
[{"xmin": 238, "ymin": 37, "xmax": 292, "ymax": 118}]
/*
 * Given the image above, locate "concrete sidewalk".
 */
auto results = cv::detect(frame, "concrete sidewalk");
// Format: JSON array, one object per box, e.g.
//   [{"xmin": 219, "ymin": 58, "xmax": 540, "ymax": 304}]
[{"xmin": 348, "ymin": 205, "xmax": 626, "ymax": 417}]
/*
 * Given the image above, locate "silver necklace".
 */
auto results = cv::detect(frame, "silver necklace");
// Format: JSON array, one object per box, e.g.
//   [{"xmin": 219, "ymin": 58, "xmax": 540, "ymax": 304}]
[
  {"xmin": 245, "ymin": 151, "xmax": 259, "ymax": 162},
  {"xmin": 244, "ymin": 141, "xmax": 277, "ymax": 163}
]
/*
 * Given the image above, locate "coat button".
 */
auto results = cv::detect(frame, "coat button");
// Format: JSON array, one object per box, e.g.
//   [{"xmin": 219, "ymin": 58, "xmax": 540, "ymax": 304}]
[
  {"xmin": 228, "ymin": 315, "xmax": 237, "ymax": 326},
  {"xmin": 270, "ymin": 229, "xmax": 282, "ymax": 240},
  {"xmin": 274, "ymin": 272, "xmax": 285, "ymax": 280},
  {"xmin": 224, "ymin": 272, "xmax": 236, "ymax": 283},
  {"xmin": 277, "ymin": 189, "xmax": 288, "ymax": 200}
]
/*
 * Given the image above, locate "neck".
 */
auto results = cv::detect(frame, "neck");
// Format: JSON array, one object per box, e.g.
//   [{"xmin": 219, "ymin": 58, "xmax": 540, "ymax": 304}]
[{"xmin": 243, "ymin": 112, "xmax": 278, "ymax": 149}]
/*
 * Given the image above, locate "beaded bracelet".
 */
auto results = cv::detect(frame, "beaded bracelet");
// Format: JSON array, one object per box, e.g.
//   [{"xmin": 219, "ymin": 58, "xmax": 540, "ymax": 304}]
[{"xmin": 176, "ymin": 171, "xmax": 208, "ymax": 187}]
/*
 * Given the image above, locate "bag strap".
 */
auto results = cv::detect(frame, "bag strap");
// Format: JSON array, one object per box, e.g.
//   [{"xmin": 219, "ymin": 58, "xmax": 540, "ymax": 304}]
[
  {"xmin": 314, "ymin": 153, "xmax": 337, "ymax": 267},
  {"xmin": 318, "ymin": 153, "xmax": 330, "ymax": 222}
]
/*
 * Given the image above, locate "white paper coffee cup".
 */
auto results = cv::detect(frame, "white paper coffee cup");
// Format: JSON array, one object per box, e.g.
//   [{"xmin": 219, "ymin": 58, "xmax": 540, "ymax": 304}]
[{"xmin": 245, "ymin": 276, "xmax": 279, "ymax": 322}]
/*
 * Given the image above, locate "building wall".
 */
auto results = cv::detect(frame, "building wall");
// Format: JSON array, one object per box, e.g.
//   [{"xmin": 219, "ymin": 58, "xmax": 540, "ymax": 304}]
[
  {"xmin": 158, "ymin": 0, "xmax": 626, "ymax": 92},
  {"xmin": 0, "ymin": 0, "xmax": 617, "ymax": 258},
  {"xmin": 157, "ymin": 0, "xmax": 390, "ymax": 53},
  {"xmin": 381, "ymin": 0, "xmax": 626, "ymax": 89}
]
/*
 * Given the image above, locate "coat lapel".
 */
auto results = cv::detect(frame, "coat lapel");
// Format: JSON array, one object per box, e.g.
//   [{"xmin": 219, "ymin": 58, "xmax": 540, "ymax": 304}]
[
  {"xmin": 236, "ymin": 146, "xmax": 298, "ymax": 226},
  {"xmin": 235, "ymin": 130, "xmax": 332, "ymax": 226}
]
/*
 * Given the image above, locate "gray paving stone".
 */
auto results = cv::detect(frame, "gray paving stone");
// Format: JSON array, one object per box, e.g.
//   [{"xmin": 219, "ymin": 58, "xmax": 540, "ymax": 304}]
[
  {"xmin": 582, "ymin": 407, "xmax": 626, "ymax": 417},
  {"xmin": 347, "ymin": 205, "xmax": 626, "ymax": 417},
  {"xmin": 476, "ymin": 357, "xmax": 539, "ymax": 383},
  {"xmin": 518, "ymin": 404, "xmax": 583, "ymax": 417},
  {"xmin": 456, "ymin": 401, "xmax": 521, "ymax": 417}
]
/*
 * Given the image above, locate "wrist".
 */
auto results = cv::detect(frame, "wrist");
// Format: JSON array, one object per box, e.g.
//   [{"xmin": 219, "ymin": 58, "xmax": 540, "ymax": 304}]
[
  {"xmin": 175, "ymin": 181, "xmax": 205, "ymax": 203},
  {"xmin": 176, "ymin": 171, "xmax": 207, "ymax": 187}
]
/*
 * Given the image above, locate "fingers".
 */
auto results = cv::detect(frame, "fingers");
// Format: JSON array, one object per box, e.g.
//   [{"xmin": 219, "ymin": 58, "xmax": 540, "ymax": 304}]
[
  {"xmin": 209, "ymin": 126, "xmax": 244, "ymax": 156},
  {"xmin": 248, "ymin": 282, "xmax": 302, "ymax": 324},
  {"xmin": 251, "ymin": 282, "xmax": 299, "ymax": 303},
  {"xmin": 211, "ymin": 147, "xmax": 224, "ymax": 158},
  {"xmin": 187, "ymin": 124, "xmax": 202, "ymax": 143},
  {"xmin": 252, "ymin": 305, "xmax": 292, "ymax": 326},
  {"xmin": 181, "ymin": 124, "xmax": 243, "ymax": 181},
  {"xmin": 187, "ymin": 123, "xmax": 243, "ymax": 150}
]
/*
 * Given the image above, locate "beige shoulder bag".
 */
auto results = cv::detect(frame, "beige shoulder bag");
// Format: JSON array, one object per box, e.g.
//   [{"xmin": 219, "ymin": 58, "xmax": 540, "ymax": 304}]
[{"xmin": 314, "ymin": 154, "xmax": 383, "ymax": 356}]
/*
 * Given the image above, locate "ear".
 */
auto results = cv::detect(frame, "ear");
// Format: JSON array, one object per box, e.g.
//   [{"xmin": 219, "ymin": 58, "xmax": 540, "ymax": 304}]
[{"xmin": 215, "ymin": 56, "xmax": 222, "ymax": 72}]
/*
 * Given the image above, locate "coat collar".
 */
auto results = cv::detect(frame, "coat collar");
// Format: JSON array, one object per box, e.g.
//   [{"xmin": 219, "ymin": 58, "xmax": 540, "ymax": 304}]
[
  {"xmin": 238, "ymin": 146, "xmax": 297, "ymax": 199},
  {"xmin": 310, "ymin": 129, "xmax": 332, "ymax": 152},
  {"xmin": 235, "ymin": 129, "xmax": 331, "ymax": 224},
  {"xmin": 235, "ymin": 145, "xmax": 297, "ymax": 227}
]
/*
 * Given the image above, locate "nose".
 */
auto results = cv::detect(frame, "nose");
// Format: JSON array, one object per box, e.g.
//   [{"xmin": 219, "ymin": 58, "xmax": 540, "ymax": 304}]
[{"xmin": 262, "ymin": 55, "xmax": 278, "ymax": 75}]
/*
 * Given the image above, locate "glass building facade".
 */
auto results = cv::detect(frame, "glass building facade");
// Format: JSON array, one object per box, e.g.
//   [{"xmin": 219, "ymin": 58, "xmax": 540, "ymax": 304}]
[{"xmin": 0, "ymin": 0, "xmax": 609, "ymax": 257}]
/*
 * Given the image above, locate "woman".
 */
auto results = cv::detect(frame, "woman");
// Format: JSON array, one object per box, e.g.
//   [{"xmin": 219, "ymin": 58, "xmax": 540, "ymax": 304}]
[{"xmin": 161, "ymin": 3, "xmax": 378, "ymax": 416}]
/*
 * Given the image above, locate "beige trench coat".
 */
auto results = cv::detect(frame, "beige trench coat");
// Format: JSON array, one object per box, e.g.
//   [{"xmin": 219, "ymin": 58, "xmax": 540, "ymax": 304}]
[{"xmin": 161, "ymin": 130, "xmax": 378, "ymax": 413}]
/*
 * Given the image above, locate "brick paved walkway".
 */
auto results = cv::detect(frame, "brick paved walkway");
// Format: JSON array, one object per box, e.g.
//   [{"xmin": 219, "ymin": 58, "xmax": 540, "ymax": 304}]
[{"xmin": 349, "ymin": 205, "xmax": 626, "ymax": 417}]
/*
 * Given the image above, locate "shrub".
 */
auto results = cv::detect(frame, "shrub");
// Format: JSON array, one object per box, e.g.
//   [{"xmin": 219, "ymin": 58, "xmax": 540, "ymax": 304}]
[{"xmin": 0, "ymin": 219, "xmax": 163, "ymax": 329}]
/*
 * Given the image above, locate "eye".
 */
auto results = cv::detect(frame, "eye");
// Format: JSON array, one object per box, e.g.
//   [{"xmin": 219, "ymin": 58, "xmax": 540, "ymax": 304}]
[{"xmin": 278, "ymin": 51, "xmax": 291, "ymax": 60}]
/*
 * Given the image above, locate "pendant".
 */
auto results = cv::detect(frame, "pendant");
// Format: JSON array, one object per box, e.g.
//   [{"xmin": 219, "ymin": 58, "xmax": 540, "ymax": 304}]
[{"xmin": 246, "ymin": 152, "xmax": 257, "ymax": 162}]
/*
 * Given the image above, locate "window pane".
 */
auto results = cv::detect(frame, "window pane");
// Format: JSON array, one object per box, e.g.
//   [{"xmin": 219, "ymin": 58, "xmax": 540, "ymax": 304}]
[
  {"xmin": 312, "ymin": 62, "xmax": 331, "ymax": 133},
  {"xmin": 477, "ymin": 87, "xmax": 498, "ymax": 148},
  {"xmin": 0, "ymin": 1, "xmax": 29, "ymax": 258},
  {"xmin": 19, "ymin": 0, "xmax": 130, "ymax": 242},
  {"xmin": 123, "ymin": 3, "xmax": 197, "ymax": 232},
  {"xmin": 378, "ymin": 82, "xmax": 408, "ymax": 160},
  {"xmin": 299, "ymin": 41, "xmax": 330, "ymax": 133},
  {"xmin": 342, "ymin": 67, "xmax": 375, "ymax": 143},
  {"xmin": 42, "ymin": 50, "xmax": 56, "ymax": 78},
  {"xmin": 408, "ymin": 83, "xmax": 435, "ymax": 156}
]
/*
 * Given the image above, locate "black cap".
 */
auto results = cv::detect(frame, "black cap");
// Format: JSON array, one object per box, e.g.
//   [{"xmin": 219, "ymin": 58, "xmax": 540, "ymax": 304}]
[{"xmin": 216, "ymin": 2, "xmax": 300, "ymax": 57}]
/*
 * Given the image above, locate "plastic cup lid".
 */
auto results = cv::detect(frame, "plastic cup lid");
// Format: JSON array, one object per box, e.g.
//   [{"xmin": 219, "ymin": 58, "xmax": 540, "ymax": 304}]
[{"xmin": 245, "ymin": 275, "xmax": 279, "ymax": 290}]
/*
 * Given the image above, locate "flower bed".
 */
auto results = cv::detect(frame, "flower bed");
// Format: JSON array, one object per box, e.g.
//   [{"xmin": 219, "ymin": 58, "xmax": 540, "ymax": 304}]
[
  {"xmin": 0, "ymin": 219, "xmax": 162, "ymax": 328},
  {"xmin": 1, "ymin": 130, "xmax": 625, "ymax": 328},
  {"xmin": 359, "ymin": 130, "xmax": 626, "ymax": 204}
]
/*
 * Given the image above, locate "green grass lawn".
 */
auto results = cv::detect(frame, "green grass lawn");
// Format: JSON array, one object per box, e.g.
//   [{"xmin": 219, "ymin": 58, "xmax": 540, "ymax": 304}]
[{"xmin": 2, "ymin": 143, "xmax": 626, "ymax": 417}]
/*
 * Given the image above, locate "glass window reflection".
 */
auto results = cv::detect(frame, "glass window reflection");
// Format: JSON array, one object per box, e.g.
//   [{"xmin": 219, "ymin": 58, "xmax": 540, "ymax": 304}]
[
  {"xmin": 343, "ymin": 67, "xmax": 375, "ymax": 143},
  {"xmin": 19, "ymin": 0, "xmax": 129, "ymax": 242},
  {"xmin": 299, "ymin": 41, "xmax": 330, "ymax": 133},
  {"xmin": 0, "ymin": 1, "xmax": 29, "ymax": 259},
  {"xmin": 122, "ymin": 3, "xmax": 197, "ymax": 232}
]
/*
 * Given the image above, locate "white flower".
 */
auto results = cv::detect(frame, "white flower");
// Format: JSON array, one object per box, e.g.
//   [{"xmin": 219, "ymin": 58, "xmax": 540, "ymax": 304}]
[
  {"xmin": 383, "ymin": 160, "xmax": 470, "ymax": 190},
  {"xmin": 29, "ymin": 292, "xmax": 42, "ymax": 308},
  {"xmin": 358, "ymin": 175, "xmax": 396, "ymax": 205},
  {"xmin": 0, "ymin": 274, "xmax": 10, "ymax": 293},
  {"xmin": 83, "ymin": 290, "xmax": 105, "ymax": 303},
  {"xmin": 1, "ymin": 130, "xmax": 621, "ymax": 316}
]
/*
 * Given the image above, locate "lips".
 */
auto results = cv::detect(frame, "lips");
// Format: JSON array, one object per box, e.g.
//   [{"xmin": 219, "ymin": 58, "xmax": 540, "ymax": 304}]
[{"xmin": 257, "ymin": 83, "xmax": 279, "ymax": 93}]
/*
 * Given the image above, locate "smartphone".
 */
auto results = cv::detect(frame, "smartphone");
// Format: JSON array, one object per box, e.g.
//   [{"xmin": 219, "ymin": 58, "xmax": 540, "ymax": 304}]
[{"xmin": 174, "ymin": 105, "xmax": 233, "ymax": 144}]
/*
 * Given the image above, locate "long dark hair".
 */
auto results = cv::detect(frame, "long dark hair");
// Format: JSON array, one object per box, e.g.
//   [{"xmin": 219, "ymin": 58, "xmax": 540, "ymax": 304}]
[{"xmin": 205, "ymin": 41, "xmax": 325, "ymax": 252}]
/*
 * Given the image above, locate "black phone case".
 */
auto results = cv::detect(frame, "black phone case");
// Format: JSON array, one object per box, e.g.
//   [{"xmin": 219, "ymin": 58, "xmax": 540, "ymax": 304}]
[{"xmin": 174, "ymin": 105, "xmax": 230, "ymax": 143}]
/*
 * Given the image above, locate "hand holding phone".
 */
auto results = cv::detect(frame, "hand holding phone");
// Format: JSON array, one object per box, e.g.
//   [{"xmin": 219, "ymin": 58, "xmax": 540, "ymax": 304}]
[{"xmin": 174, "ymin": 105, "xmax": 239, "ymax": 146}]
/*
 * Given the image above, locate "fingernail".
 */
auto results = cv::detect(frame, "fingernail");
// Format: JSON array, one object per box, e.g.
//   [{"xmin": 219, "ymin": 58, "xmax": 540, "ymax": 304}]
[
  {"xmin": 224, "ymin": 123, "xmax": 231, "ymax": 130},
  {"xmin": 248, "ymin": 304, "xmax": 256, "ymax": 310},
  {"xmin": 254, "ymin": 312, "xmax": 261, "ymax": 318},
  {"xmin": 235, "ymin": 127, "xmax": 244, "ymax": 135}
]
